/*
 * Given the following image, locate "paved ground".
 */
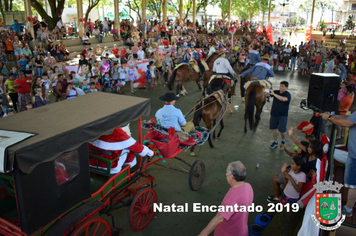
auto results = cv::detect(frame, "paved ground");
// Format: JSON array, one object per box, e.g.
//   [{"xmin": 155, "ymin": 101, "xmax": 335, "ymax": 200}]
[{"xmin": 103, "ymin": 69, "xmax": 347, "ymax": 236}]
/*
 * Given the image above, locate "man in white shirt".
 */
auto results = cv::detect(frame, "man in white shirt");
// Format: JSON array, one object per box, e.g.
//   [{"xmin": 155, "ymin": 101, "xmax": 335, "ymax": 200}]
[
  {"xmin": 208, "ymin": 43, "xmax": 217, "ymax": 56},
  {"xmin": 213, "ymin": 52, "xmax": 236, "ymax": 80},
  {"xmin": 283, "ymin": 45, "xmax": 292, "ymax": 70},
  {"xmin": 137, "ymin": 46, "xmax": 145, "ymax": 61},
  {"xmin": 325, "ymin": 55, "xmax": 335, "ymax": 73},
  {"xmin": 213, "ymin": 52, "xmax": 237, "ymax": 94},
  {"xmin": 93, "ymin": 27, "xmax": 103, "ymax": 43},
  {"xmin": 102, "ymin": 18, "xmax": 109, "ymax": 37},
  {"xmin": 56, "ymin": 19, "xmax": 64, "ymax": 29}
]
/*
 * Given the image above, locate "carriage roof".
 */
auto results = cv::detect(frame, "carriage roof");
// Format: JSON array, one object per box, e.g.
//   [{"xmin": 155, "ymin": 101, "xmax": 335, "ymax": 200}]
[{"xmin": 0, "ymin": 93, "xmax": 151, "ymax": 174}]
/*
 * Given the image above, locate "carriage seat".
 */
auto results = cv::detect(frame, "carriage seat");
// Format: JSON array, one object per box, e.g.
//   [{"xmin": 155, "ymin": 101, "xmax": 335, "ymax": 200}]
[{"xmin": 88, "ymin": 146, "xmax": 135, "ymax": 176}]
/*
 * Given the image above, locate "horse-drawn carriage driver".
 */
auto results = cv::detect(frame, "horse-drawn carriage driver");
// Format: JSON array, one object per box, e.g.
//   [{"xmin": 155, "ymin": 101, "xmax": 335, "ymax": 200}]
[{"xmin": 155, "ymin": 92, "xmax": 187, "ymax": 132}]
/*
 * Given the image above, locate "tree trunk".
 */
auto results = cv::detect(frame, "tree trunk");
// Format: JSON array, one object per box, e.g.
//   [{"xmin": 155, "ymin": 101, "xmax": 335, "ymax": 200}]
[
  {"xmin": 4, "ymin": 0, "xmax": 9, "ymax": 11},
  {"xmin": 0, "ymin": 1, "xmax": 5, "ymax": 23},
  {"xmin": 249, "ymin": 12, "xmax": 253, "ymax": 22},
  {"xmin": 10, "ymin": 0, "xmax": 12, "ymax": 11},
  {"xmin": 31, "ymin": 0, "xmax": 65, "ymax": 30},
  {"xmin": 262, "ymin": 11, "xmax": 265, "ymax": 25},
  {"xmin": 184, "ymin": 7, "xmax": 190, "ymax": 20}
]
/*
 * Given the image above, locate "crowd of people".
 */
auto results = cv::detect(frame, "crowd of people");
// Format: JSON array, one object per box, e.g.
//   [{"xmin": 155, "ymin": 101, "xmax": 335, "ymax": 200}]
[{"xmin": 0, "ymin": 15, "xmax": 355, "ymax": 234}]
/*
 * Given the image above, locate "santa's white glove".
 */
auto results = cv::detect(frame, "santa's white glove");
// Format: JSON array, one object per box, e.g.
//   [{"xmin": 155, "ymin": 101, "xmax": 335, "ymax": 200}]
[{"xmin": 144, "ymin": 145, "xmax": 154, "ymax": 157}]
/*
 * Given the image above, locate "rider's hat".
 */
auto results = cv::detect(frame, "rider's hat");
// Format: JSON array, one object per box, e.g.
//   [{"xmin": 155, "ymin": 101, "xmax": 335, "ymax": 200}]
[{"xmin": 159, "ymin": 93, "xmax": 180, "ymax": 102}]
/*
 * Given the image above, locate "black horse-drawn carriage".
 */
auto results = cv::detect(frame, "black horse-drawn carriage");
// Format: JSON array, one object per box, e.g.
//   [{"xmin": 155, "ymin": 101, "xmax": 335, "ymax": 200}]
[{"xmin": 0, "ymin": 93, "xmax": 157, "ymax": 235}]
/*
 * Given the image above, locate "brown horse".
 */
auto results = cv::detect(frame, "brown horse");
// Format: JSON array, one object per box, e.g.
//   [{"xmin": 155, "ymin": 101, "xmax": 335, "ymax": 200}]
[
  {"xmin": 190, "ymin": 79, "xmax": 230, "ymax": 153},
  {"xmin": 167, "ymin": 64, "xmax": 201, "ymax": 97},
  {"xmin": 167, "ymin": 52, "xmax": 221, "ymax": 96},
  {"xmin": 244, "ymin": 84, "xmax": 267, "ymax": 132}
]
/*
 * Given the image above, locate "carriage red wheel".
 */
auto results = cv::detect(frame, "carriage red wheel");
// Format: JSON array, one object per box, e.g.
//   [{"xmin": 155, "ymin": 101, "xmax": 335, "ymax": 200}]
[
  {"xmin": 71, "ymin": 218, "xmax": 112, "ymax": 236},
  {"xmin": 129, "ymin": 188, "xmax": 157, "ymax": 231}
]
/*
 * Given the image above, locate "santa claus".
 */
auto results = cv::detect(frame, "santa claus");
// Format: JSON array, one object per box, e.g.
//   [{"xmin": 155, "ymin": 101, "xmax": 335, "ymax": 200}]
[{"xmin": 88, "ymin": 124, "xmax": 154, "ymax": 174}]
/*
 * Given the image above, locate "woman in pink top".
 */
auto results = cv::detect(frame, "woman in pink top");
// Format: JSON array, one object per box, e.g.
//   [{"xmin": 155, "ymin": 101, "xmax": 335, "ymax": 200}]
[{"xmin": 132, "ymin": 43, "xmax": 139, "ymax": 59}]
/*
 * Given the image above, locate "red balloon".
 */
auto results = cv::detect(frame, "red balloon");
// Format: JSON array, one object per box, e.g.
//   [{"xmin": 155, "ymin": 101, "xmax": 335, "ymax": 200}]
[
  {"xmin": 79, "ymin": 19, "xmax": 82, "ymax": 22},
  {"xmin": 27, "ymin": 17, "xmax": 31, "ymax": 22},
  {"xmin": 32, "ymin": 17, "xmax": 36, "ymax": 22},
  {"xmin": 83, "ymin": 18, "xmax": 86, "ymax": 22}
]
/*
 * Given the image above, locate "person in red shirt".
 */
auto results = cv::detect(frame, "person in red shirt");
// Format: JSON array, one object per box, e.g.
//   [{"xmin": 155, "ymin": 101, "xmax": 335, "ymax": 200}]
[
  {"xmin": 81, "ymin": 47, "xmax": 88, "ymax": 58},
  {"xmin": 90, "ymin": 76, "xmax": 101, "ymax": 91},
  {"xmin": 160, "ymin": 25, "xmax": 167, "ymax": 38},
  {"xmin": 337, "ymin": 85, "xmax": 355, "ymax": 139},
  {"xmin": 162, "ymin": 37, "xmax": 169, "ymax": 47},
  {"xmin": 13, "ymin": 71, "xmax": 31, "ymax": 112},
  {"xmin": 315, "ymin": 52, "xmax": 322, "ymax": 72},
  {"xmin": 120, "ymin": 47, "xmax": 127, "ymax": 64},
  {"xmin": 112, "ymin": 44, "xmax": 119, "ymax": 58}
]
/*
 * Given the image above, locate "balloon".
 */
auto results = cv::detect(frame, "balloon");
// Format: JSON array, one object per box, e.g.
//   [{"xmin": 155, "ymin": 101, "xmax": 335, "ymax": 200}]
[
  {"xmin": 79, "ymin": 19, "xmax": 82, "ymax": 22},
  {"xmin": 27, "ymin": 17, "xmax": 31, "ymax": 22}
]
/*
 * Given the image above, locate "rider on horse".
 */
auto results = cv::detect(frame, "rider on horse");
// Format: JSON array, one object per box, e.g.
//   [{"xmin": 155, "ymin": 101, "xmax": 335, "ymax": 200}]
[
  {"xmin": 239, "ymin": 62, "xmax": 275, "ymax": 101},
  {"xmin": 192, "ymin": 48, "xmax": 205, "ymax": 75},
  {"xmin": 247, "ymin": 44, "xmax": 262, "ymax": 65},
  {"xmin": 213, "ymin": 51, "xmax": 237, "ymax": 94}
]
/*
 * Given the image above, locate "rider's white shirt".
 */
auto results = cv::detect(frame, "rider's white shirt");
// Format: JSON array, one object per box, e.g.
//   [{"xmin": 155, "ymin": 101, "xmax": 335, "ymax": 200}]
[{"xmin": 213, "ymin": 57, "xmax": 235, "ymax": 74}]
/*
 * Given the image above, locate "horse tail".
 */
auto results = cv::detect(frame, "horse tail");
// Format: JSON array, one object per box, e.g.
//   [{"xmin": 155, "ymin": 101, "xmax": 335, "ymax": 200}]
[
  {"xmin": 193, "ymin": 100, "xmax": 203, "ymax": 127},
  {"xmin": 167, "ymin": 68, "xmax": 178, "ymax": 90},
  {"xmin": 246, "ymin": 87, "xmax": 256, "ymax": 130}
]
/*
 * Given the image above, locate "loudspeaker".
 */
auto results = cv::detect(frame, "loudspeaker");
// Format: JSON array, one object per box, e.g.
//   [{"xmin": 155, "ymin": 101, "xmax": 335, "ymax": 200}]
[{"xmin": 307, "ymin": 73, "xmax": 341, "ymax": 112}]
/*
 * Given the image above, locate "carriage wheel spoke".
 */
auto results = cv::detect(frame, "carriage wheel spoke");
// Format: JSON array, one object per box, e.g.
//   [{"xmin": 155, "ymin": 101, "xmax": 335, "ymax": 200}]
[{"xmin": 93, "ymin": 222, "xmax": 101, "ymax": 235}]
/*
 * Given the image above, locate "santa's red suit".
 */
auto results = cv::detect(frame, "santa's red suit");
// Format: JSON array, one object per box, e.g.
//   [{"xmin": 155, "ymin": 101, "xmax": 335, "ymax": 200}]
[{"xmin": 88, "ymin": 126, "xmax": 154, "ymax": 174}]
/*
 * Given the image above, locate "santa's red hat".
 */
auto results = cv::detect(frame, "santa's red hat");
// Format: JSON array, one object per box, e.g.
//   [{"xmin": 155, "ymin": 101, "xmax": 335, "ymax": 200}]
[
  {"xmin": 297, "ymin": 121, "xmax": 314, "ymax": 135},
  {"xmin": 89, "ymin": 127, "xmax": 136, "ymax": 151}
]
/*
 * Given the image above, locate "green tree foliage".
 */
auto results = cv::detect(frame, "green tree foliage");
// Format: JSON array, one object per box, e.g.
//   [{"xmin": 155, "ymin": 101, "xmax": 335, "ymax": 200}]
[
  {"xmin": 345, "ymin": 14, "xmax": 355, "ymax": 30},
  {"xmin": 123, "ymin": 0, "xmax": 141, "ymax": 22}
]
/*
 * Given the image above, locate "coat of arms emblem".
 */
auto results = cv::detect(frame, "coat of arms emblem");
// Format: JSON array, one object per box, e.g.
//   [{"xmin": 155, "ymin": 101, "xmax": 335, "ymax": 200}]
[{"xmin": 311, "ymin": 181, "xmax": 345, "ymax": 230}]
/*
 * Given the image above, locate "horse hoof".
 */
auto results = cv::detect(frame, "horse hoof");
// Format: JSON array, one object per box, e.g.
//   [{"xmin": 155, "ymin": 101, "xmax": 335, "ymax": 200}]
[
  {"xmin": 215, "ymin": 138, "xmax": 219, "ymax": 141},
  {"xmin": 176, "ymin": 94, "xmax": 180, "ymax": 97},
  {"xmin": 209, "ymin": 145, "xmax": 214, "ymax": 148},
  {"xmin": 229, "ymin": 109, "xmax": 233, "ymax": 114},
  {"xmin": 190, "ymin": 152, "xmax": 195, "ymax": 157}
]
